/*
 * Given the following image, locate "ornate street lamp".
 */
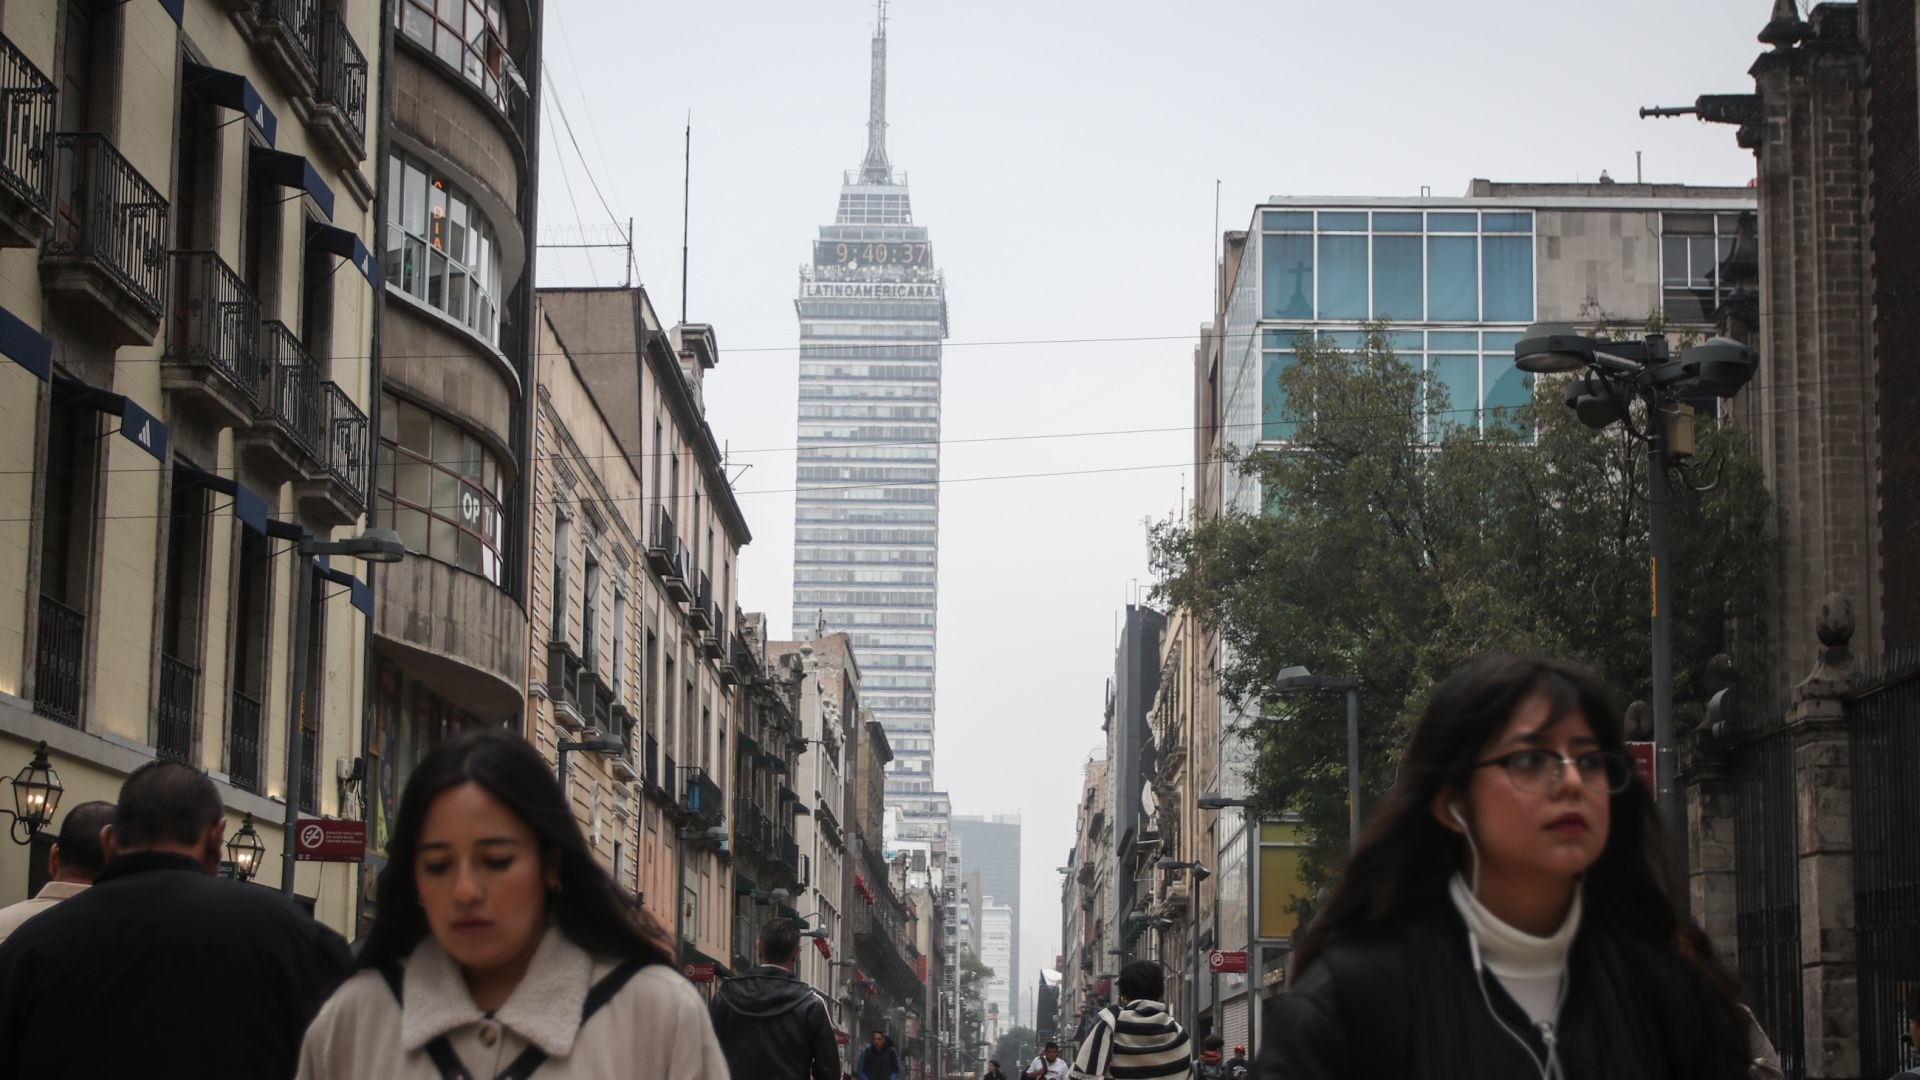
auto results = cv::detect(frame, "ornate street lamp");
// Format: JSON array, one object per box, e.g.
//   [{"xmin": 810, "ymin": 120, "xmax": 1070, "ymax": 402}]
[
  {"xmin": 4, "ymin": 742, "xmax": 64, "ymax": 844},
  {"xmin": 227, "ymin": 812, "xmax": 265, "ymax": 881}
]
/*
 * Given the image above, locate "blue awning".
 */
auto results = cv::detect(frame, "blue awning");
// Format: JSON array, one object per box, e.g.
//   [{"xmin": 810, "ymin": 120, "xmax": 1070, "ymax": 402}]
[
  {"xmin": 250, "ymin": 147, "xmax": 333, "ymax": 221},
  {"xmin": 158, "ymin": 0, "xmax": 183, "ymax": 25},
  {"xmin": 318, "ymin": 563, "xmax": 372, "ymax": 617},
  {"xmin": 306, "ymin": 221, "xmax": 379, "ymax": 288},
  {"xmin": 265, "ymin": 518, "xmax": 308, "ymax": 542},
  {"xmin": 174, "ymin": 462, "xmax": 269, "ymax": 536},
  {"xmin": 51, "ymin": 372, "xmax": 168, "ymax": 462},
  {"xmin": 0, "ymin": 304, "xmax": 52, "ymax": 381},
  {"xmin": 183, "ymin": 62, "xmax": 276, "ymax": 147}
]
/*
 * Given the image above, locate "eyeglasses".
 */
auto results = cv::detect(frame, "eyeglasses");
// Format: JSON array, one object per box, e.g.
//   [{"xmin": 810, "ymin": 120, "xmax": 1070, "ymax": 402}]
[{"xmin": 1473, "ymin": 748, "xmax": 1633, "ymax": 794}]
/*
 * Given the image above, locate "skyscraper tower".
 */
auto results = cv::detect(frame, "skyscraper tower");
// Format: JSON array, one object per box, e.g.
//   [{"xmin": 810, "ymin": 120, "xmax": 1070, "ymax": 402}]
[{"xmin": 793, "ymin": 6, "xmax": 948, "ymax": 800}]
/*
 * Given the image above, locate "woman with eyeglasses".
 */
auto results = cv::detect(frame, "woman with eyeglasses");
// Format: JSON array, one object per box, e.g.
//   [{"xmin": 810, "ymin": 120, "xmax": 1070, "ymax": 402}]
[{"xmin": 1261, "ymin": 654, "xmax": 1762, "ymax": 1080}]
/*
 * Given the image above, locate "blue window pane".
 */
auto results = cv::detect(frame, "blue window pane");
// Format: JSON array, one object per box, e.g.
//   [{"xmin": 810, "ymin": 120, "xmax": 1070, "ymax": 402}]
[
  {"xmin": 1482, "ymin": 330, "xmax": 1524, "ymax": 353},
  {"xmin": 1483, "ymin": 211, "xmax": 1533, "ymax": 233},
  {"xmin": 1429, "ymin": 354, "xmax": 1478, "ymax": 437},
  {"xmin": 1372, "ymin": 235, "xmax": 1422, "ymax": 321},
  {"xmin": 1428, "ymin": 236, "xmax": 1478, "ymax": 320},
  {"xmin": 1264, "ymin": 233, "xmax": 1314, "ymax": 319},
  {"xmin": 1322, "ymin": 331, "xmax": 1366, "ymax": 351},
  {"xmin": 1262, "ymin": 211, "xmax": 1312, "ymax": 231},
  {"xmin": 1318, "ymin": 211, "xmax": 1368, "ymax": 231},
  {"xmin": 1373, "ymin": 212, "xmax": 1423, "ymax": 233},
  {"xmin": 1428, "ymin": 330, "xmax": 1478, "ymax": 351},
  {"xmin": 1484, "ymin": 357, "xmax": 1533, "ymax": 437},
  {"xmin": 1318, "ymin": 235, "xmax": 1368, "ymax": 319},
  {"xmin": 1263, "ymin": 352, "xmax": 1300, "ymax": 441},
  {"xmin": 1428, "ymin": 212, "xmax": 1478, "ymax": 233},
  {"xmin": 1483, "ymin": 235, "xmax": 1534, "ymax": 322},
  {"xmin": 1387, "ymin": 331, "xmax": 1422, "ymax": 353},
  {"xmin": 1265, "ymin": 328, "xmax": 1310, "ymax": 350}
]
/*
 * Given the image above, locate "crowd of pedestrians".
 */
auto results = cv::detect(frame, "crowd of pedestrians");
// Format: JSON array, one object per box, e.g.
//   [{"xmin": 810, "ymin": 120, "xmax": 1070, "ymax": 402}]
[{"xmin": 0, "ymin": 654, "xmax": 1905, "ymax": 1078}]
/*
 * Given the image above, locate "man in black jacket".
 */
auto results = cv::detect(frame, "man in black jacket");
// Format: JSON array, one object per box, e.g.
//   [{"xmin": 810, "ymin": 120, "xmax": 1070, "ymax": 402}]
[
  {"xmin": 710, "ymin": 917, "xmax": 842, "ymax": 1080},
  {"xmin": 0, "ymin": 760, "xmax": 352, "ymax": 1079}
]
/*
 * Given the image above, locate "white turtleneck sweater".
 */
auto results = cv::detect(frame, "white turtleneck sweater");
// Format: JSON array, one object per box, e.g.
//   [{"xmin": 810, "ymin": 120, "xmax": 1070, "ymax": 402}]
[{"xmin": 1447, "ymin": 873, "xmax": 1582, "ymax": 1028}]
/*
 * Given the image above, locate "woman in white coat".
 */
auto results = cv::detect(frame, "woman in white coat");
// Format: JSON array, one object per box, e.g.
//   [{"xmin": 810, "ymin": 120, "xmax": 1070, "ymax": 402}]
[{"xmin": 298, "ymin": 728, "xmax": 727, "ymax": 1079}]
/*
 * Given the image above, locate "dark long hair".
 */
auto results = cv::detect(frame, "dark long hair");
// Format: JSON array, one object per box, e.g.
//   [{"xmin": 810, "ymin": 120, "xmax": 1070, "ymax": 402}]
[
  {"xmin": 1294, "ymin": 654, "xmax": 1746, "ymax": 1073},
  {"xmin": 355, "ymin": 727, "xmax": 672, "ymax": 971}
]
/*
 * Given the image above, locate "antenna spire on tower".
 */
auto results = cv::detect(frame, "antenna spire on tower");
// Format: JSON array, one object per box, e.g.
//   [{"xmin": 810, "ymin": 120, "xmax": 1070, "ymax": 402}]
[{"xmin": 860, "ymin": 0, "xmax": 892, "ymax": 184}]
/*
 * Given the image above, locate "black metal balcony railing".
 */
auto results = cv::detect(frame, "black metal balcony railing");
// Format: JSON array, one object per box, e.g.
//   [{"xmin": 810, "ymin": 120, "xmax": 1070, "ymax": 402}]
[
  {"xmin": 0, "ymin": 34, "xmax": 56, "ymax": 219},
  {"xmin": 261, "ymin": 320, "xmax": 322, "ymax": 458},
  {"xmin": 782, "ymin": 835, "xmax": 801, "ymax": 878},
  {"xmin": 685, "ymin": 766, "xmax": 722, "ymax": 822},
  {"xmin": 155, "ymin": 654, "xmax": 198, "ymax": 763},
  {"xmin": 48, "ymin": 133, "xmax": 169, "ymax": 317},
  {"xmin": 644, "ymin": 731, "xmax": 661, "ymax": 790},
  {"xmin": 257, "ymin": 0, "xmax": 319, "ymax": 75},
  {"xmin": 663, "ymin": 752, "xmax": 677, "ymax": 798},
  {"xmin": 313, "ymin": 9, "xmax": 368, "ymax": 144},
  {"xmin": 32, "ymin": 594, "xmax": 84, "ymax": 726},
  {"xmin": 170, "ymin": 251, "xmax": 262, "ymax": 402},
  {"xmin": 650, "ymin": 504, "xmax": 676, "ymax": 555},
  {"xmin": 298, "ymin": 723, "xmax": 318, "ymax": 814},
  {"xmin": 229, "ymin": 689, "xmax": 263, "ymax": 793},
  {"xmin": 320, "ymin": 381, "xmax": 369, "ymax": 504}
]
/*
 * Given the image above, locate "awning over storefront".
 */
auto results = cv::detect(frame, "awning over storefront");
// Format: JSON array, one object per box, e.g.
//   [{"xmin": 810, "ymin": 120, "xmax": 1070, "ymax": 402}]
[
  {"xmin": 157, "ymin": 0, "xmax": 184, "ymax": 25},
  {"xmin": 183, "ymin": 62, "xmax": 276, "ymax": 146},
  {"xmin": 0, "ymin": 304, "xmax": 52, "ymax": 381},
  {"xmin": 319, "ymin": 562, "xmax": 372, "ymax": 617},
  {"xmin": 306, "ymin": 220, "xmax": 379, "ymax": 288},
  {"xmin": 174, "ymin": 462, "xmax": 269, "ymax": 535},
  {"xmin": 52, "ymin": 371, "xmax": 168, "ymax": 462},
  {"xmin": 251, "ymin": 146, "xmax": 334, "ymax": 221}
]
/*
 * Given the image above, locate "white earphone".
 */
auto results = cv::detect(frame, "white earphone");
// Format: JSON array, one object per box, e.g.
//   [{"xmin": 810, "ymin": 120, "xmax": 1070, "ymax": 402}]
[{"xmin": 1449, "ymin": 795, "xmax": 1563, "ymax": 1080}]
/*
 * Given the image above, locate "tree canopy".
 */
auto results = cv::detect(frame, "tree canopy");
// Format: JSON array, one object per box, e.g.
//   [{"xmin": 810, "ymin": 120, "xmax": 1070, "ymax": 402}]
[{"xmin": 1149, "ymin": 322, "xmax": 1774, "ymax": 887}]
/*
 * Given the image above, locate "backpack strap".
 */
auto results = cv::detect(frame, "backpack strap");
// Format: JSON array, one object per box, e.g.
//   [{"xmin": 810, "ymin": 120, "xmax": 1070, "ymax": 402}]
[{"xmin": 489, "ymin": 961, "xmax": 646, "ymax": 1080}]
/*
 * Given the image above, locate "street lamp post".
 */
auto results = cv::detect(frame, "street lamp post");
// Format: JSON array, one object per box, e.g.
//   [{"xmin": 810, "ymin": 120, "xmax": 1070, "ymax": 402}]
[
  {"xmin": 281, "ymin": 528, "xmax": 404, "ymax": 894},
  {"xmin": 1513, "ymin": 326, "xmax": 1759, "ymax": 834},
  {"xmin": 1196, "ymin": 793, "xmax": 1258, "ymax": 1051},
  {"xmin": 1156, "ymin": 856, "xmax": 1211, "ymax": 1040},
  {"xmin": 1272, "ymin": 668, "xmax": 1362, "ymax": 845}
]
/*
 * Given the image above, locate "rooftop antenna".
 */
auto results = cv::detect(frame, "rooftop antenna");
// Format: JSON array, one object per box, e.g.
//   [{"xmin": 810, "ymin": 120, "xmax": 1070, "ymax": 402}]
[
  {"xmin": 680, "ymin": 114, "xmax": 691, "ymax": 323},
  {"xmin": 860, "ymin": 0, "xmax": 892, "ymax": 184}
]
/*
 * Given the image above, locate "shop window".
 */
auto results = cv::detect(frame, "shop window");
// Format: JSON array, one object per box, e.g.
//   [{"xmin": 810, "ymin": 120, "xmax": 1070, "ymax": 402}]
[{"xmin": 377, "ymin": 393, "xmax": 507, "ymax": 584}]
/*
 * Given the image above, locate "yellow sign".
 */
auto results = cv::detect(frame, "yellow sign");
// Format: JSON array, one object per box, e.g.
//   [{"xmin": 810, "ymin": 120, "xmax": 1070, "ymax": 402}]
[{"xmin": 1256, "ymin": 820, "xmax": 1308, "ymax": 941}]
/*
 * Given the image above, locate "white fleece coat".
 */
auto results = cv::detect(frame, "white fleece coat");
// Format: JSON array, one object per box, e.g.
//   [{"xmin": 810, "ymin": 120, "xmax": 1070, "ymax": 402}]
[{"xmin": 296, "ymin": 926, "xmax": 728, "ymax": 1079}]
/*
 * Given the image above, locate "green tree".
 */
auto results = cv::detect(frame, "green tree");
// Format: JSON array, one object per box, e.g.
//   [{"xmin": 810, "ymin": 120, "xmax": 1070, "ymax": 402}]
[
  {"xmin": 960, "ymin": 948, "xmax": 994, "ymax": 1071},
  {"xmin": 991, "ymin": 1026, "xmax": 1038, "ymax": 1073},
  {"xmin": 1149, "ymin": 323, "xmax": 1773, "ymax": 887}
]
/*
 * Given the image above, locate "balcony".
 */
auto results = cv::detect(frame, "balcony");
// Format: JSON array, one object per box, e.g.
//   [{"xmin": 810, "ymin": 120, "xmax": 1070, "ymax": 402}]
[
  {"xmin": 229, "ymin": 689, "xmax": 263, "ymax": 793},
  {"xmin": 310, "ymin": 10, "xmax": 368, "ymax": 168},
  {"xmin": 0, "ymin": 34, "xmax": 56, "ymax": 248},
  {"xmin": 155, "ymin": 655, "xmax": 197, "ymax": 763},
  {"xmin": 687, "ymin": 572, "xmax": 713, "ymax": 632},
  {"xmin": 252, "ymin": 0, "xmax": 319, "ymax": 97},
  {"xmin": 241, "ymin": 320, "xmax": 323, "ymax": 482},
  {"xmin": 717, "ymin": 632, "xmax": 739, "ymax": 687},
  {"xmin": 546, "ymin": 640, "xmax": 586, "ymax": 733},
  {"xmin": 42, "ymin": 134, "xmax": 168, "ymax": 345},
  {"xmin": 32, "ymin": 594, "xmax": 84, "ymax": 726},
  {"xmin": 165, "ymin": 251, "xmax": 262, "ymax": 425},
  {"xmin": 684, "ymin": 766, "xmax": 723, "ymax": 824},
  {"xmin": 701, "ymin": 617, "xmax": 724, "ymax": 661},
  {"xmin": 643, "ymin": 731, "xmax": 661, "ymax": 792},
  {"xmin": 296, "ymin": 382, "xmax": 368, "ymax": 525},
  {"xmin": 646, "ymin": 505, "xmax": 677, "ymax": 575}
]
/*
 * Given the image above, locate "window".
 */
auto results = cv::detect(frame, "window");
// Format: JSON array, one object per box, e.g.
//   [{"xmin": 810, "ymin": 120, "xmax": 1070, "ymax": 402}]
[
  {"xmin": 395, "ymin": 0, "xmax": 516, "ymax": 114},
  {"xmin": 1661, "ymin": 213, "xmax": 1741, "ymax": 324},
  {"xmin": 1427, "ymin": 236, "xmax": 1478, "ymax": 321},
  {"xmin": 1259, "ymin": 208, "xmax": 1535, "ymax": 326},
  {"xmin": 1317, "ymin": 234, "xmax": 1367, "ymax": 320},
  {"xmin": 377, "ymin": 393, "xmax": 508, "ymax": 584},
  {"xmin": 611, "ymin": 589, "xmax": 627, "ymax": 697},
  {"xmin": 1262, "ymin": 232, "xmax": 1313, "ymax": 319},
  {"xmin": 159, "ymin": 469, "xmax": 212, "ymax": 760},
  {"xmin": 228, "ymin": 529, "xmax": 271, "ymax": 791},
  {"xmin": 550, "ymin": 509, "xmax": 570, "ymax": 641},
  {"xmin": 581, "ymin": 550, "xmax": 602, "ymax": 671},
  {"xmin": 300, "ymin": 221, "xmax": 335, "ymax": 360},
  {"xmin": 383, "ymin": 152, "xmax": 502, "ymax": 344}
]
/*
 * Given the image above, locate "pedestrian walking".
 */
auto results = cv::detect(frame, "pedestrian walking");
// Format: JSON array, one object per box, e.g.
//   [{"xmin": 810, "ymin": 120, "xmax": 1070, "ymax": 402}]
[
  {"xmin": 855, "ymin": 1030, "xmax": 900, "ymax": 1080},
  {"xmin": 1263, "ymin": 653, "xmax": 1757, "ymax": 1080},
  {"xmin": 0, "ymin": 800, "xmax": 113, "ymax": 943},
  {"xmin": 1194, "ymin": 1034, "xmax": 1231, "ymax": 1080},
  {"xmin": 1025, "ymin": 1040, "xmax": 1071, "ymax": 1079},
  {"xmin": 985, "ymin": 1059, "xmax": 1010, "ymax": 1080},
  {"xmin": 0, "ymin": 762, "xmax": 351, "ymax": 1078},
  {"xmin": 1226, "ymin": 1045, "xmax": 1250, "ymax": 1079},
  {"xmin": 709, "ymin": 916, "xmax": 841, "ymax": 1079},
  {"xmin": 1888, "ymin": 987, "xmax": 1920, "ymax": 1080},
  {"xmin": 295, "ymin": 728, "xmax": 726, "ymax": 1079},
  {"xmin": 1069, "ymin": 959, "xmax": 1192, "ymax": 1078}
]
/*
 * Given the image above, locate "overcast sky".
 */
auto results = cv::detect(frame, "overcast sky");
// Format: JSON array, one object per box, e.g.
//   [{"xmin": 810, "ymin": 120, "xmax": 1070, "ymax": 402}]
[{"xmin": 533, "ymin": 0, "xmax": 1765, "ymax": 1022}]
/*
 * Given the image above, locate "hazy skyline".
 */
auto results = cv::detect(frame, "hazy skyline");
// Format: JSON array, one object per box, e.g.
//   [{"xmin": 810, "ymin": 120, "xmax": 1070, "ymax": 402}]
[{"xmin": 534, "ymin": 0, "xmax": 1765, "ymax": 1012}]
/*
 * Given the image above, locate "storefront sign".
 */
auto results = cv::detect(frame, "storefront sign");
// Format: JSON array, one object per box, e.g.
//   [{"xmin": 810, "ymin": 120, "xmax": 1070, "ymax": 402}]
[
  {"xmin": 294, "ymin": 818, "xmax": 366, "ymax": 861},
  {"xmin": 1209, "ymin": 949, "xmax": 1249, "ymax": 974},
  {"xmin": 683, "ymin": 962, "xmax": 715, "ymax": 983},
  {"xmin": 1626, "ymin": 741, "xmax": 1655, "ymax": 788}
]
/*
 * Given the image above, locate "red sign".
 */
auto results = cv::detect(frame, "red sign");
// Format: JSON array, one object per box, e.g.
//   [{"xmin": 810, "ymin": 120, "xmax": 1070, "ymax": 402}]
[
  {"xmin": 294, "ymin": 818, "xmax": 366, "ymax": 862},
  {"xmin": 812, "ymin": 935, "xmax": 833, "ymax": 959},
  {"xmin": 682, "ymin": 962, "xmax": 715, "ymax": 983},
  {"xmin": 834, "ymin": 1030, "xmax": 851, "ymax": 1046},
  {"xmin": 1626, "ymin": 741, "xmax": 1655, "ymax": 788},
  {"xmin": 1209, "ymin": 950, "xmax": 1249, "ymax": 974}
]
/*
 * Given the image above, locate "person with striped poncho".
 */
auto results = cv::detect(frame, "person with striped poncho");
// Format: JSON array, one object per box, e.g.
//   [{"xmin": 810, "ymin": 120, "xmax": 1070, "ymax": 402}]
[{"xmin": 1069, "ymin": 960, "xmax": 1194, "ymax": 1079}]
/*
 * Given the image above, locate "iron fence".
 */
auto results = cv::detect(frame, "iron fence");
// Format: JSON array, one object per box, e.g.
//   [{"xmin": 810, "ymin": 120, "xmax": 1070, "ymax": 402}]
[
  {"xmin": 0, "ymin": 32, "xmax": 56, "ymax": 219},
  {"xmin": 229, "ymin": 689, "xmax": 263, "ymax": 793},
  {"xmin": 320, "ymin": 381, "xmax": 368, "ymax": 506},
  {"xmin": 32, "ymin": 594, "xmax": 84, "ymax": 726},
  {"xmin": 156, "ymin": 655, "xmax": 197, "ymax": 763},
  {"xmin": 256, "ymin": 0, "xmax": 318, "ymax": 76},
  {"xmin": 170, "ymin": 251, "xmax": 262, "ymax": 401},
  {"xmin": 48, "ymin": 133, "xmax": 168, "ymax": 317},
  {"xmin": 313, "ymin": 9, "xmax": 367, "ymax": 145},
  {"xmin": 1848, "ymin": 645, "xmax": 1920, "ymax": 1079},
  {"xmin": 262, "ymin": 320, "xmax": 322, "ymax": 459},
  {"xmin": 1729, "ymin": 699, "xmax": 1805, "ymax": 1080}
]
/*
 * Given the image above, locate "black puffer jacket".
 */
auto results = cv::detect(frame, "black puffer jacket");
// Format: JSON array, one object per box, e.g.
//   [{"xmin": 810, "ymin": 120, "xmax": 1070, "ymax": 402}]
[
  {"xmin": 1260, "ymin": 904, "xmax": 1749, "ymax": 1080},
  {"xmin": 709, "ymin": 964, "xmax": 842, "ymax": 1080}
]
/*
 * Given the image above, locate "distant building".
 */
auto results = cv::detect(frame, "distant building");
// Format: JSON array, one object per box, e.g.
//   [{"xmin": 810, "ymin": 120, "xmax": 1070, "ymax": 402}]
[{"xmin": 954, "ymin": 814, "xmax": 1024, "ymax": 1022}]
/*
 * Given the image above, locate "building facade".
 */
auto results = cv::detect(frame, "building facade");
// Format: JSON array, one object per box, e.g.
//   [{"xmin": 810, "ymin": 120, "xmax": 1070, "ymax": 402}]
[
  {"xmin": 728, "ymin": 613, "xmax": 807, "ymax": 974},
  {"xmin": 791, "ymin": 12, "xmax": 948, "ymax": 804},
  {"xmin": 0, "ymin": 0, "xmax": 381, "ymax": 929},
  {"xmin": 952, "ymin": 813, "xmax": 1022, "ymax": 1024},
  {"xmin": 1058, "ymin": 755, "xmax": 1112, "ymax": 1056}
]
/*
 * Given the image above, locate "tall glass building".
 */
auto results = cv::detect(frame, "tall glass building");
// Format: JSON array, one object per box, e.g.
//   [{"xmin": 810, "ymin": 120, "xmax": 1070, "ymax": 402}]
[{"xmin": 793, "ymin": 13, "xmax": 948, "ymax": 798}]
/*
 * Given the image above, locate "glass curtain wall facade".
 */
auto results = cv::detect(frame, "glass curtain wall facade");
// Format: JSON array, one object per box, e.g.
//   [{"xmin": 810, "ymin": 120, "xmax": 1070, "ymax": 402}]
[{"xmin": 793, "ymin": 186, "xmax": 949, "ymax": 796}]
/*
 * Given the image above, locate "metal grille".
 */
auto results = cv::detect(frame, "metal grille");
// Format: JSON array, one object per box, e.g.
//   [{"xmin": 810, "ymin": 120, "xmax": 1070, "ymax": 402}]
[
  {"xmin": 261, "ymin": 320, "xmax": 322, "ymax": 459},
  {"xmin": 47, "ymin": 133, "xmax": 169, "ymax": 316},
  {"xmin": 0, "ymin": 32, "xmax": 56, "ymax": 218},
  {"xmin": 155, "ymin": 655, "xmax": 197, "ymax": 763},
  {"xmin": 320, "ymin": 381, "xmax": 368, "ymax": 506},
  {"xmin": 169, "ymin": 251, "xmax": 262, "ymax": 401},
  {"xmin": 1849, "ymin": 645, "xmax": 1920, "ymax": 1078},
  {"xmin": 229, "ymin": 690, "xmax": 263, "ymax": 793},
  {"xmin": 313, "ymin": 10, "xmax": 367, "ymax": 144},
  {"xmin": 32, "ymin": 594, "xmax": 84, "ymax": 726},
  {"xmin": 1731, "ymin": 705, "xmax": 1804, "ymax": 1080},
  {"xmin": 256, "ymin": 0, "xmax": 318, "ymax": 74}
]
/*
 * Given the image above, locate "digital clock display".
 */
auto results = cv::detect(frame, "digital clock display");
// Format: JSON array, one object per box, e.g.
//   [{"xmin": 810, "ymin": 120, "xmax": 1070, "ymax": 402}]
[{"xmin": 813, "ymin": 240, "xmax": 931, "ymax": 268}]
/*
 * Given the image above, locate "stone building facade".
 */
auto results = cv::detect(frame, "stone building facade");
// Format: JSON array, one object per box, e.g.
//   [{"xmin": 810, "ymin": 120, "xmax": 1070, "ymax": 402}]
[{"xmin": 0, "ymin": 0, "xmax": 381, "ymax": 930}]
